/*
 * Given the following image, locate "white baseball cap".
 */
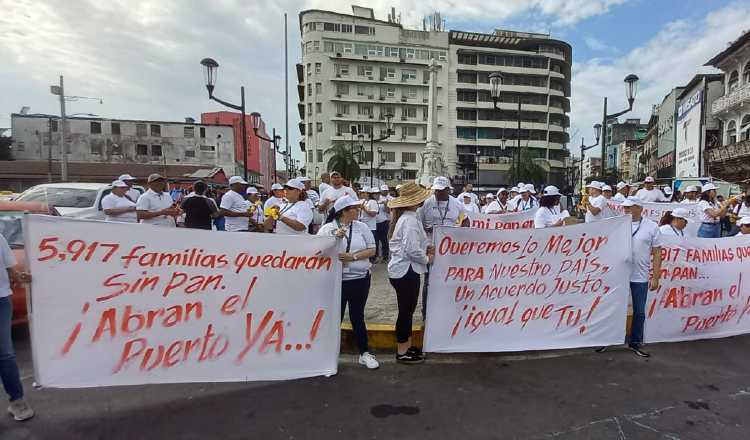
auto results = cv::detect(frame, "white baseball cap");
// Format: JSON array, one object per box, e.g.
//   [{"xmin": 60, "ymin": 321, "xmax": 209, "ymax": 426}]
[
  {"xmin": 380, "ymin": 184, "xmax": 389, "ymax": 192},
  {"xmin": 271, "ymin": 183, "xmax": 284, "ymax": 191},
  {"xmin": 737, "ymin": 217, "xmax": 750, "ymax": 227},
  {"xmin": 299, "ymin": 176, "xmax": 311, "ymax": 182},
  {"xmin": 602, "ymin": 184, "xmax": 613, "ymax": 192},
  {"xmin": 118, "ymin": 174, "xmax": 136, "ymax": 181},
  {"xmin": 621, "ymin": 196, "xmax": 643, "ymax": 207},
  {"xmin": 702, "ymin": 183, "xmax": 718, "ymax": 192},
  {"xmin": 616, "ymin": 181, "xmax": 629, "ymax": 190},
  {"xmin": 586, "ymin": 181, "xmax": 604, "ymax": 190},
  {"xmin": 510, "ymin": 187, "xmax": 519, "ymax": 193},
  {"xmin": 517, "ymin": 182, "xmax": 525, "ymax": 189},
  {"xmin": 111, "ymin": 180, "xmax": 129, "ymax": 188},
  {"xmin": 486, "ymin": 193, "xmax": 495, "ymax": 199},
  {"xmin": 228, "ymin": 176, "xmax": 248, "ymax": 186},
  {"xmin": 663, "ymin": 186, "xmax": 673, "ymax": 195},
  {"xmin": 542, "ymin": 185, "xmax": 561, "ymax": 196},
  {"xmin": 334, "ymin": 195, "xmax": 361, "ymax": 213},
  {"xmin": 246, "ymin": 187, "xmax": 259, "ymax": 195},
  {"xmin": 683, "ymin": 185, "xmax": 698, "ymax": 193},
  {"xmin": 671, "ymin": 208, "xmax": 690, "ymax": 220},
  {"xmin": 459, "ymin": 192, "xmax": 472, "ymax": 199},
  {"xmin": 524, "ymin": 184, "xmax": 536, "ymax": 194},
  {"xmin": 644, "ymin": 176, "xmax": 655, "ymax": 183},
  {"xmin": 431, "ymin": 176, "xmax": 451, "ymax": 191},
  {"xmin": 284, "ymin": 178, "xmax": 305, "ymax": 191}
]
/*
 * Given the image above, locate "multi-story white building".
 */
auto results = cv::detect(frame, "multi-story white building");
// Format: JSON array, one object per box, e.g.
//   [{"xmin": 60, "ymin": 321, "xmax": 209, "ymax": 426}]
[
  {"xmin": 705, "ymin": 30, "xmax": 750, "ymax": 183},
  {"xmin": 299, "ymin": 6, "xmax": 449, "ymax": 186},
  {"xmin": 10, "ymin": 114, "xmax": 237, "ymax": 176},
  {"xmin": 581, "ymin": 157, "xmax": 601, "ymax": 182},
  {"xmin": 298, "ymin": 6, "xmax": 572, "ymax": 188}
]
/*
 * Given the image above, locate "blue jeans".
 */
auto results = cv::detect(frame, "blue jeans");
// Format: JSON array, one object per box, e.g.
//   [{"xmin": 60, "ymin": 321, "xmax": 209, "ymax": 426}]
[
  {"xmin": 341, "ymin": 274, "xmax": 370, "ymax": 354},
  {"xmin": 213, "ymin": 216, "xmax": 226, "ymax": 231},
  {"xmin": 0, "ymin": 296, "xmax": 23, "ymax": 401},
  {"xmin": 628, "ymin": 282, "xmax": 648, "ymax": 347},
  {"xmin": 697, "ymin": 222, "xmax": 720, "ymax": 238}
]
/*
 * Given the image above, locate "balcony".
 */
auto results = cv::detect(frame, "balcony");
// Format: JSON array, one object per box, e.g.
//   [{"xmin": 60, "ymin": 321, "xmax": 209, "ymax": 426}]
[
  {"xmin": 707, "ymin": 138, "xmax": 750, "ymax": 162},
  {"xmin": 712, "ymin": 82, "xmax": 750, "ymax": 115}
]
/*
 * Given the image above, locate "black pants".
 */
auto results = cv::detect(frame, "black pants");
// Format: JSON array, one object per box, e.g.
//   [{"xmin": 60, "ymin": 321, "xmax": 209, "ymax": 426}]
[
  {"xmin": 375, "ymin": 221, "xmax": 390, "ymax": 258},
  {"xmin": 341, "ymin": 274, "xmax": 371, "ymax": 354},
  {"xmin": 389, "ymin": 267, "xmax": 421, "ymax": 344},
  {"xmin": 421, "ymin": 267, "xmax": 430, "ymax": 320}
]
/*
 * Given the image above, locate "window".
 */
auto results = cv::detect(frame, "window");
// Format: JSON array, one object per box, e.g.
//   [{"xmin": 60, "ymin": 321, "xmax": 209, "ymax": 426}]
[
  {"xmin": 342, "ymin": 24, "xmax": 352, "ymax": 33},
  {"xmin": 457, "ymin": 109, "xmax": 477, "ymax": 120},
  {"xmin": 367, "ymin": 45, "xmax": 384, "ymax": 56},
  {"xmin": 457, "ymin": 127, "xmax": 476, "ymax": 139},
  {"xmin": 385, "ymin": 86, "xmax": 396, "ymax": 97},
  {"xmin": 336, "ymin": 123, "xmax": 349, "ymax": 135},
  {"xmin": 385, "ymin": 47, "xmax": 400, "ymax": 57},
  {"xmin": 136, "ymin": 124, "xmax": 147, "ymax": 137},
  {"xmin": 457, "ymin": 72, "xmax": 477, "ymax": 84},
  {"xmin": 149, "ymin": 124, "xmax": 160, "ymax": 137},
  {"xmin": 402, "ymin": 152, "xmax": 417, "ymax": 163},
  {"xmin": 90, "ymin": 121, "xmax": 101, "ymax": 134},
  {"xmin": 308, "ymin": 122, "xmax": 313, "ymax": 133},
  {"xmin": 402, "ymin": 169, "xmax": 417, "ymax": 179},
  {"xmin": 200, "ymin": 127, "xmax": 206, "ymax": 138},
  {"xmin": 381, "ymin": 151, "xmax": 396, "ymax": 162},
  {"xmin": 401, "ymin": 69, "xmax": 417, "ymax": 81},
  {"xmin": 382, "ymin": 106, "xmax": 395, "ymax": 118},
  {"xmin": 185, "ymin": 150, "xmax": 195, "ymax": 158},
  {"xmin": 355, "ymin": 25, "xmax": 375, "ymax": 35},
  {"xmin": 184, "ymin": 126, "xmax": 194, "ymax": 138},
  {"xmin": 405, "ymin": 48, "xmax": 415, "ymax": 59},
  {"xmin": 406, "ymin": 88, "xmax": 418, "ymax": 99},
  {"xmin": 111, "ymin": 122, "xmax": 120, "ymax": 135},
  {"xmin": 384, "ymin": 67, "xmax": 396, "ymax": 80},
  {"xmin": 729, "ymin": 70, "xmax": 740, "ymax": 92},
  {"xmin": 315, "ymin": 83, "xmax": 322, "ymax": 94},
  {"xmin": 334, "ymin": 63, "xmax": 349, "ymax": 76},
  {"xmin": 315, "ymin": 63, "xmax": 321, "ymax": 74},
  {"xmin": 136, "ymin": 144, "xmax": 148, "ymax": 155},
  {"xmin": 308, "ymin": 83, "xmax": 312, "ymax": 96},
  {"xmin": 111, "ymin": 143, "xmax": 122, "ymax": 155},
  {"xmin": 744, "ymin": 61, "xmax": 750, "ymax": 84},
  {"xmin": 307, "ymin": 103, "xmax": 312, "ymax": 115},
  {"xmin": 457, "ymin": 90, "xmax": 477, "ymax": 102},
  {"xmin": 316, "ymin": 122, "xmax": 323, "ymax": 132},
  {"xmin": 199, "ymin": 145, "xmax": 216, "ymax": 152},
  {"xmin": 323, "ymin": 22, "xmax": 338, "ymax": 31},
  {"xmin": 90, "ymin": 142, "xmax": 102, "ymax": 154},
  {"xmin": 313, "ymin": 41, "xmax": 320, "ymax": 51},
  {"xmin": 357, "ymin": 65, "xmax": 373, "ymax": 77},
  {"xmin": 316, "ymin": 103, "xmax": 322, "ymax": 113},
  {"xmin": 316, "ymin": 149, "xmax": 323, "ymax": 162},
  {"xmin": 307, "ymin": 150, "xmax": 313, "ymax": 162},
  {"xmin": 356, "ymin": 123, "xmax": 373, "ymax": 136},
  {"xmin": 401, "ymin": 106, "xmax": 417, "ymax": 119},
  {"xmin": 358, "ymin": 104, "xmax": 373, "ymax": 116},
  {"xmin": 307, "ymin": 63, "xmax": 311, "ymax": 77},
  {"xmin": 357, "ymin": 84, "xmax": 371, "ymax": 97},
  {"xmin": 335, "ymin": 103, "xmax": 349, "ymax": 115},
  {"xmin": 336, "ymin": 83, "xmax": 349, "ymax": 95},
  {"xmin": 402, "ymin": 126, "xmax": 418, "ymax": 137},
  {"xmin": 151, "ymin": 145, "xmax": 162, "ymax": 156}
]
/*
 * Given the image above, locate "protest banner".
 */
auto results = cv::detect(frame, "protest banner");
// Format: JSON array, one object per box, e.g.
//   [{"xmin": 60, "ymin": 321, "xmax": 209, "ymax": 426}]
[
  {"xmin": 645, "ymin": 234, "xmax": 750, "ymax": 343},
  {"xmin": 424, "ymin": 216, "xmax": 632, "ymax": 353},
  {"xmin": 606, "ymin": 200, "xmax": 701, "ymax": 236},
  {"xmin": 466, "ymin": 208, "xmax": 538, "ymax": 230},
  {"xmin": 24, "ymin": 215, "xmax": 342, "ymax": 388}
]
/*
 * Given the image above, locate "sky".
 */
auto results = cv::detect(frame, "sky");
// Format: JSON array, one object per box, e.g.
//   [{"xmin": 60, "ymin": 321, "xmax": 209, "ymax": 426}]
[{"xmin": 2, "ymin": 0, "xmax": 749, "ymax": 164}]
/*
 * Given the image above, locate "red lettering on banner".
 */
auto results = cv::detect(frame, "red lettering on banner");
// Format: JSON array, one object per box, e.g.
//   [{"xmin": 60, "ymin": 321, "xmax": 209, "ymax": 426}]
[
  {"xmin": 97, "ymin": 272, "xmax": 160, "ymax": 302},
  {"xmin": 444, "ymin": 266, "xmax": 485, "ymax": 282},
  {"xmin": 681, "ymin": 305, "xmax": 737, "ymax": 333},
  {"xmin": 91, "ymin": 302, "xmax": 203, "ymax": 342}
]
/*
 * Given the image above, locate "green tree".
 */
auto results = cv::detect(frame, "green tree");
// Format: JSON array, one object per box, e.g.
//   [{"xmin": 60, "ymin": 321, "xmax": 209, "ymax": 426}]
[
  {"xmin": 509, "ymin": 147, "xmax": 546, "ymax": 184},
  {"xmin": 325, "ymin": 142, "xmax": 361, "ymax": 181},
  {"xmin": 0, "ymin": 136, "xmax": 13, "ymax": 161}
]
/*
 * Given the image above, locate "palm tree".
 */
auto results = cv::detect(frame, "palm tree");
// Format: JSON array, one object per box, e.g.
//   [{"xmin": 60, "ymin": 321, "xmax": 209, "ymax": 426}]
[
  {"xmin": 325, "ymin": 142, "xmax": 361, "ymax": 181},
  {"xmin": 509, "ymin": 147, "xmax": 546, "ymax": 184}
]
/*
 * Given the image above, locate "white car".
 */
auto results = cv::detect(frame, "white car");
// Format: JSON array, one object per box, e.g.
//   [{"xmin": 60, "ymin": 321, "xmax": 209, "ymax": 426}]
[{"xmin": 15, "ymin": 183, "xmax": 145, "ymax": 220}]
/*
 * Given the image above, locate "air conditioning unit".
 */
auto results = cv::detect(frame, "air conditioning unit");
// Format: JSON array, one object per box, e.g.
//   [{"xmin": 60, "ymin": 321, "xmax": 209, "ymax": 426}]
[
  {"xmin": 400, "ymin": 58, "xmax": 405, "ymax": 63},
  {"xmin": 368, "ymin": 76, "xmax": 374, "ymax": 80},
  {"xmin": 401, "ymin": 97, "xmax": 407, "ymax": 102},
  {"xmin": 423, "ymin": 98, "xmax": 428, "ymax": 103},
  {"xmin": 423, "ymin": 80, "xmax": 429, "ymax": 84},
  {"xmin": 379, "ymin": 96, "xmax": 385, "ymax": 101},
  {"xmin": 401, "ymin": 116, "xmax": 407, "ymax": 121},
  {"xmin": 363, "ymin": 55, "xmax": 368, "ymax": 60},
  {"xmin": 336, "ymin": 94, "xmax": 341, "ymax": 98},
  {"xmin": 336, "ymin": 74, "xmax": 341, "ymax": 78},
  {"xmin": 401, "ymin": 78, "xmax": 407, "ymax": 82},
  {"xmin": 401, "ymin": 135, "xmax": 407, "ymax": 140},
  {"xmin": 368, "ymin": 114, "xmax": 374, "ymax": 119},
  {"xmin": 368, "ymin": 95, "xmax": 374, "ymax": 99},
  {"xmin": 336, "ymin": 53, "xmax": 342, "ymax": 57},
  {"xmin": 336, "ymin": 113, "xmax": 342, "ymax": 117}
]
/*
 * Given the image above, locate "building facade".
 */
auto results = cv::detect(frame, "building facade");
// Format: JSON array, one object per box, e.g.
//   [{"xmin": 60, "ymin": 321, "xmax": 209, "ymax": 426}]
[
  {"xmin": 674, "ymin": 74, "xmax": 723, "ymax": 179},
  {"xmin": 655, "ymin": 88, "xmax": 684, "ymax": 180},
  {"xmin": 581, "ymin": 157, "xmax": 601, "ymax": 182},
  {"xmin": 705, "ymin": 31, "xmax": 750, "ymax": 184},
  {"xmin": 298, "ymin": 6, "xmax": 572, "ymax": 188},
  {"xmin": 605, "ymin": 118, "xmax": 647, "ymax": 172},
  {"xmin": 298, "ymin": 7, "xmax": 449, "ymax": 186},
  {"xmin": 10, "ymin": 114, "xmax": 236, "ymax": 178},
  {"xmin": 201, "ymin": 111, "xmax": 276, "ymax": 189}
]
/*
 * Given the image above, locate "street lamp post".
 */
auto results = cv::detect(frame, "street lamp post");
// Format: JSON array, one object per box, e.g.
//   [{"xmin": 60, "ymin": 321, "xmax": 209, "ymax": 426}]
[
  {"xmin": 489, "ymin": 72, "xmax": 521, "ymax": 184},
  {"xmin": 249, "ymin": 112, "xmax": 283, "ymax": 182},
  {"xmin": 580, "ymin": 123, "xmax": 602, "ymax": 189},
  {"xmin": 475, "ymin": 149, "xmax": 481, "ymax": 184},
  {"xmin": 369, "ymin": 114, "xmax": 394, "ymax": 187},
  {"xmin": 376, "ymin": 147, "xmax": 386, "ymax": 181},
  {"xmin": 200, "ymin": 57, "xmax": 249, "ymax": 182},
  {"xmin": 600, "ymin": 74, "xmax": 639, "ymax": 176}
]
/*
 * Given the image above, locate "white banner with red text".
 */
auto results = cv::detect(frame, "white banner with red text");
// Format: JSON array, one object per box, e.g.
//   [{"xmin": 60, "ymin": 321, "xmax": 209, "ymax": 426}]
[
  {"xmin": 645, "ymin": 234, "xmax": 750, "ymax": 343},
  {"xmin": 424, "ymin": 216, "xmax": 632, "ymax": 352},
  {"xmin": 465, "ymin": 208, "xmax": 538, "ymax": 230},
  {"xmin": 24, "ymin": 215, "xmax": 342, "ymax": 388},
  {"xmin": 606, "ymin": 201, "xmax": 701, "ymax": 236}
]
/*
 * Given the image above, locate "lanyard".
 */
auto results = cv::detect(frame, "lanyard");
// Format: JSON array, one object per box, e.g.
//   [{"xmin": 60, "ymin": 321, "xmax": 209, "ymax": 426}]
[
  {"xmin": 336, "ymin": 220, "xmax": 354, "ymax": 252},
  {"xmin": 279, "ymin": 202, "xmax": 296, "ymax": 216},
  {"xmin": 632, "ymin": 219, "xmax": 643, "ymax": 237},
  {"xmin": 520, "ymin": 199, "xmax": 532, "ymax": 211},
  {"xmin": 670, "ymin": 225, "xmax": 683, "ymax": 237},
  {"xmin": 435, "ymin": 199, "xmax": 450, "ymax": 224}
]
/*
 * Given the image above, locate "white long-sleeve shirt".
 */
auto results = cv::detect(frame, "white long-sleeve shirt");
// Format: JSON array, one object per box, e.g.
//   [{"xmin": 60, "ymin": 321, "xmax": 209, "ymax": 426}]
[{"xmin": 387, "ymin": 211, "xmax": 429, "ymax": 279}]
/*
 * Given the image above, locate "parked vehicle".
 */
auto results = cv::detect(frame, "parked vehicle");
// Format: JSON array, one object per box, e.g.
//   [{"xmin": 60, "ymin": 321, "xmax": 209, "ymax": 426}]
[
  {"xmin": 15, "ymin": 183, "xmax": 144, "ymax": 220},
  {"xmin": 0, "ymin": 201, "xmax": 59, "ymax": 326}
]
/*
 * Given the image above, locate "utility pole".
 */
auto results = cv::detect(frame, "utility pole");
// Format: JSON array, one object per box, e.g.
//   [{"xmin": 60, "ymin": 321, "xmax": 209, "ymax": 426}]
[
  {"xmin": 284, "ymin": 13, "xmax": 290, "ymax": 177},
  {"xmin": 58, "ymin": 76, "xmax": 69, "ymax": 182},
  {"xmin": 47, "ymin": 118, "xmax": 54, "ymax": 182}
]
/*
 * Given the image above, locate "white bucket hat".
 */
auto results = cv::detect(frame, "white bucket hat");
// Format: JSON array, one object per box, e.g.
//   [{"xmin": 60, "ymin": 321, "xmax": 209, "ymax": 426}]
[
  {"xmin": 701, "ymin": 183, "xmax": 718, "ymax": 192},
  {"xmin": 670, "ymin": 208, "xmax": 690, "ymax": 220},
  {"xmin": 431, "ymin": 176, "xmax": 451, "ymax": 191},
  {"xmin": 586, "ymin": 181, "xmax": 604, "ymax": 190},
  {"xmin": 542, "ymin": 185, "xmax": 561, "ymax": 196},
  {"xmin": 334, "ymin": 195, "xmax": 362, "ymax": 213},
  {"xmin": 284, "ymin": 178, "xmax": 305, "ymax": 191},
  {"xmin": 228, "ymin": 176, "xmax": 248, "ymax": 185}
]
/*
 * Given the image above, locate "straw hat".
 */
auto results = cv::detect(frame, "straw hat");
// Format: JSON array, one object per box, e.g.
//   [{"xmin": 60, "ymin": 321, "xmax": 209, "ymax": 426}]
[{"xmin": 388, "ymin": 181, "xmax": 432, "ymax": 209}]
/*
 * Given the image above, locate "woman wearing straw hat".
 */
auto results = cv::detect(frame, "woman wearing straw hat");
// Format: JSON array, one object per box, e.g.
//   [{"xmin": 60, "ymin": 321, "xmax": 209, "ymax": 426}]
[
  {"xmin": 317, "ymin": 196, "xmax": 379, "ymax": 369},
  {"xmin": 697, "ymin": 183, "xmax": 730, "ymax": 238},
  {"xmin": 387, "ymin": 182, "xmax": 434, "ymax": 364}
]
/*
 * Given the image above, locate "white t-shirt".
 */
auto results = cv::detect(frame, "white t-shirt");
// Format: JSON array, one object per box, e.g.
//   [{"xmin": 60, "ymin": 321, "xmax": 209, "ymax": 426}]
[
  {"xmin": 376, "ymin": 197, "xmax": 390, "ymax": 223},
  {"xmin": 320, "ymin": 186, "xmax": 358, "ymax": 204},
  {"xmin": 485, "ymin": 200, "xmax": 508, "ymax": 214},
  {"xmin": 464, "ymin": 192, "xmax": 479, "ymax": 206},
  {"xmin": 417, "ymin": 195, "xmax": 465, "ymax": 241},
  {"xmin": 735, "ymin": 203, "xmax": 750, "ymax": 220},
  {"xmin": 461, "ymin": 202, "xmax": 479, "ymax": 213},
  {"xmin": 534, "ymin": 206, "xmax": 561, "ymax": 229},
  {"xmin": 125, "ymin": 187, "xmax": 141, "ymax": 203},
  {"xmin": 612, "ymin": 192, "xmax": 627, "ymax": 202},
  {"xmin": 220, "ymin": 190, "xmax": 251, "ymax": 232},
  {"xmin": 659, "ymin": 224, "xmax": 686, "ymax": 237},
  {"xmin": 0, "ymin": 234, "xmax": 16, "ymax": 298},
  {"xmin": 359, "ymin": 199, "xmax": 379, "ymax": 230},
  {"xmin": 630, "ymin": 218, "xmax": 662, "ymax": 283},
  {"xmin": 318, "ymin": 182, "xmax": 332, "ymax": 195},
  {"xmin": 697, "ymin": 200, "xmax": 720, "ymax": 224},
  {"xmin": 275, "ymin": 202, "xmax": 313, "ymax": 235},
  {"xmin": 136, "ymin": 189, "xmax": 176, "ymax": 227},
  {"xmin": 317, "ymin": 220, "xmax": 375, "ymax": 280},
  {"xmin": 585, "ymin": 194, "xmax": 607, "ymax": 223},
  {"xmin": 515, "ymin": 197, "xmax": 536, "ymax": 212},
  {"xmin": 636, "ymin": 188, "xmax": 668, "ymax": 203},
  {"xmin": 101, "ymin": 193, "xmax": 137, "ymax": 223},
  {"xmin": 306, "ymin": 189, "xmax": 320, "ymax": 206},
  {"xmin": 680, "ymin": 198, "xmax": 698, "ymax": 204},
  {"xmin": 264, "ymin": 196, "xmax": 285, "ymax": 211}
]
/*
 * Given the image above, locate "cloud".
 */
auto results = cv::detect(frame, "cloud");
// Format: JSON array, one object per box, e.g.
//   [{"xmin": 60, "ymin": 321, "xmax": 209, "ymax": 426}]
[
  {"xmin": 584, "ymin": 36, "xmax": 613, "ymax": 51},
  {"xmin": 570, "ymin": 2, "xmax": 750, "ymax": 157}
]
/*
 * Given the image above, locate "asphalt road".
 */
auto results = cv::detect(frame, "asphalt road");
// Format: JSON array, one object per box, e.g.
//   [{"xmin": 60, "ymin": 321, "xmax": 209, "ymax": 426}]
[{"xmin": 3, "ymin": 326, "xmax": 750, "ymax": 439}]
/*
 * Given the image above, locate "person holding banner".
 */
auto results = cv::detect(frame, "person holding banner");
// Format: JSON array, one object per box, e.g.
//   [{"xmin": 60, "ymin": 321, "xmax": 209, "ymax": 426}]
[
  {"xmin": 636, "ymin": 177, "xmax": 669, "ymax": 203},
  {"xmin": 220, "ymin": 176, "xmax": 252, "ymax": 232},
  {"xmin": 697, "ymin": 183, "xmax": 730, "ymax": 238},
  {"xmin": 387, "ymin": 182, "xmax": 434, "ymax": 364},
  {"xmin": 486, "ymin": 188, "xmax": 509, "ymax": 214},
  {"xmin": 317, "ymin": 196, "xmax": 379, "ymax": 369},
  {"xmin": 136, "ymin": 174, "xmax": 181, "ymax": 227},
  {"xmin": 515, "ymin": 185, "xmax": 537, "ymax": 212},
  {"xmin": 598, "ymin": 196, "xmax": 662, "ymax": 357},
  {"xmin": 534, "ymin": 186, "xmax": 567, "ymax": 228},
  {"xmin": 101, "ymin": 180, "xmax": 138, "ymax": 223},
  {"xmin": 613, "ymin": 182, "xmax": 630, "ymax": 202},
  {"xmin": 658, "ymin": 208, "xmax": 690, "ymax": 237},
  {"xmin": 680, "ymin": 186, "xmax": 699, "ymax": 204},
  {"xmin": 0, "ymin": 234, "xmax": 34, "ymax": 421},
  {"xmin": 584, "ymin": 181, "xmax": 606, "ymax": 223},
  {"xmin": 245, "ymin": 187, "xmax": 265, "ymax": 232},
  {"xmin": 602, "ymin": 184, "xmax": 613, "ymax": 200},
  {"xmin": 268, "ymin": 179, "xmax": 313, "ymax": 235},
  {"xmin": 737, "ymin": 216, "xmax": 750, "ymax": 235},
  {"xmin": 264, "ymin": 184, "xmax": 286, "ymax": 211}
]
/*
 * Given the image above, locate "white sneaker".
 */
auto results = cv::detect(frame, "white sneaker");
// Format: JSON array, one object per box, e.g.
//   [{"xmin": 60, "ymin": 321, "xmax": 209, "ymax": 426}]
[
  {"xmin": 8, "ymin": 399, "xmax": 34, "ymax": 421},
  {"xmin": 358, "ymin": 352, "xmax": 380, "ymax": 369}
]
